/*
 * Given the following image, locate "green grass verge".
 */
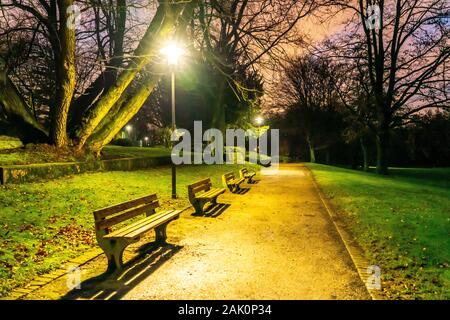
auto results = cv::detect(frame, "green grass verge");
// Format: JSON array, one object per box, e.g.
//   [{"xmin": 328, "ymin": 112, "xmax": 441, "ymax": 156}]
[
  {"xmin": 306, "ymin": 163, "xmax": 450, "ymax": 300},
  {"xmin": 0, "ymin": 145, "xmax": 170, "ymax": 166},
  {"xmin": 101, "ymin": 145, "xmax": 170, "ymax": 159},
  {"xmin": 0, "ymin": 136, "xmax": 23, "ymax": 150},
  {"xmin": 0, "ymin": 163, "xmax": 259, "ymax": 297}
]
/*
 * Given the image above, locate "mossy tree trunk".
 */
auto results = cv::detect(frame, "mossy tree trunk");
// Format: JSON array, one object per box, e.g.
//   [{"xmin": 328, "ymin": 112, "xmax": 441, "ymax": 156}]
[
  {"xmin": 50, "ymin": 0, "xmax": 76, "ymax": 147},
  {"xmin": 69, "ymin": 0, "xmax": 127, "ymax": 131},
  {"xmin": 74, "ymin": 2, "xmax": 183, "ymax": 149},
  {"xmin": 0, "ymin": 69, "xmax": 48, "ymax": 142}
]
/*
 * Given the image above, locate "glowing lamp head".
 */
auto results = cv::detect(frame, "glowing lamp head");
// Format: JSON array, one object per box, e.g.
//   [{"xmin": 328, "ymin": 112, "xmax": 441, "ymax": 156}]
[
  {"xmin": 125, "ymin": 125, "xmax": 132, "ymax": 132},
  {"xmin": 255, "ymin": 116, "xmax": 264, "ymax": 126},
  {"xmin": 160, "ymin": 43, "xmax": 185, "ymax": 66},
  {"xmin": 144, "ymin": 137, "xmax": 149, "ymax": 141}
]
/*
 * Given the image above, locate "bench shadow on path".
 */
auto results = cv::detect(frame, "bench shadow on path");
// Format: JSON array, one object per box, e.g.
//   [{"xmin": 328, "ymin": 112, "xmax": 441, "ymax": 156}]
[
  {"xmin": 190, "ymin": 203, "xmax": 231, "ymax": 218},
  {"xmin": 204, "ymin": 203, "xmax": 231, "ymax": 218},
  {"xmin": 61, "ymin": 242, "xmax": 182, "ymax": 300},
  {"xmin": 234, "ymin": 187, "xmax": 250, "ymax": 195}
]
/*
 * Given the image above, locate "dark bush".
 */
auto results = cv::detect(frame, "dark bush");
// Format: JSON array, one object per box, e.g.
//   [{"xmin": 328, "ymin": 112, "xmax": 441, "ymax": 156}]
[{"xmin": 110, "ymin": 138, "xmax": 134, "ymax": 147}]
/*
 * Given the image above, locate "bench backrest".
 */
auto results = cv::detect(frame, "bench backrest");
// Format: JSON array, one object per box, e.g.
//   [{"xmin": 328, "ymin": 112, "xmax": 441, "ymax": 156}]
[
  {"xmin": 188, "ymin": 178, "xmax": 212, "ymax": 199},
  {"xmin": 223, "ymin": 172, "xmax": 236, "ymax": 183},
  {"xmin": 240, "ymin": 168, "xmax": 248, "ymax": 175},
  {"xmin": 93, "ymin": 194, "xmax": 159, "ymax": 231}
]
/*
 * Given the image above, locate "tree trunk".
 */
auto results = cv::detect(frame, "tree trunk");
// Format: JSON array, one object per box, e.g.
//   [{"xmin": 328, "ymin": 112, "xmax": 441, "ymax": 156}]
[
  {"xmin": 360, "ymin": 136, "xmax": 369, "ymax": 171},
  {"xmin": 211, "ymin": 78, "xmax": 227, "ymax": 133},
  {"xmin": 325, "ymin": 149, "xmax": 330, "ymax": 164},
  {"xmin": 50, "ymin": 0, "xmax": 76, "ymax": 147},
  {"xmin": 75, "ymin": 2, "xmax": 184, "ymax": 149},
  {"xmin": 68, "ymin": 0, "xmax": 127, "ymax": 132},
  {"xmin": 307, "ymin": 137, "xmax": 316, "ymax": 163},
  {"xmin": 375, "ymin": 131, "xmax": 389, "ymax": 175},
  {"xmin": 86, "ymin": 74, "xmax": 160, "ymax": 154},
  {"xmin": 0, "ymin": 69, "xmax": 48, "ymax": 142}
]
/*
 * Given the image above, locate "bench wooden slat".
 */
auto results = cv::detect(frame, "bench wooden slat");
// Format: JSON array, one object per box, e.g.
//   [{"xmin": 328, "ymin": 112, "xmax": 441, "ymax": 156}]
[
  {"xmin": 199, "ymin": 188, "xmax": 220, "ymax": 198},
  {"xmin": 96, "ymin": 201, "xmax": 159, "ymax": 230},
  {"xmin": 93, "ymin": 193, "xmax": 184, "ymax": 272},
  {"xmin": 198, "ymin": 188, "xmax": 225, "ymax": 199},
  {"xmin": 188, "ymin": 178, "xmax": 224, "ymax": 215},
  {"xmin": 223, "ymin": 172, "xmax": 234, "ymax": 180},
  {"xmin": 188, "ymin": 178, "xmax": 211, "ymax": 190},
  {"xmin": 103, "ymin": 210, "xmax": 176, "ymax": 238},
  {"xmin": 104, "ymin": 209, "xmax": 179, "ymax": 239},
  {"xmin": 190, "ymin": 183, "xmax": 212, "ymax": 194},
  {"xmin": 240, "ymin": 168, "xmax": 256, "ymax": 182},
  {"xmin": 222, "ymin": 172, "xmax": 245, "ymax": 193},
  {"xmin": 94, "ymin": 194, "xmax": 157, "ymax": 220},
  {"xmin": 118, "ymin": 210, "xmax": 181, "ymax": 239}
]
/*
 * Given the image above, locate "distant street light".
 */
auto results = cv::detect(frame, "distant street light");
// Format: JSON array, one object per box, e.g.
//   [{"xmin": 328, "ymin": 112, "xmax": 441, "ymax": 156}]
[
  {"xmin": 144, "ymin": 136, "xmax": 149, "ymax": 146},
  {"xmin": 255, "ymin": 116, "xmax": 264, "ymax": 126},
  {"xmin": 125, "ymin": 125, "xmax": 132, "ymax": 140},
  {"xmin": 160, "ymin": 42, "xmax": 185, "ymax": 199},
  {"xmin": 255, "ymin": 116, "xmax": 264, "ymax": 156}
]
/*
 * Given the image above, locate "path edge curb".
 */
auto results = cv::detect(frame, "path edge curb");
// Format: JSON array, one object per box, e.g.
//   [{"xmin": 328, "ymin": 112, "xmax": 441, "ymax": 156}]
[
  {"xmin": 305, "ymin": 166, "xmax": 384, "ymax": 300},
  {"xmin": 4, "ymin": 248, "xmax": 103, "ymax": 300}
]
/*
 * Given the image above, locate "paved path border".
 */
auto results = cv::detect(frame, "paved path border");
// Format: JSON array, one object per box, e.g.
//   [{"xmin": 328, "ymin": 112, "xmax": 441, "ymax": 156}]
[
  {"xmin": 306, "ymin": 166, "xmax": 384, "ymax": 300},
  {"xmin": 5, "ymin": 249, "xmax": 103, "ymax": 300}
]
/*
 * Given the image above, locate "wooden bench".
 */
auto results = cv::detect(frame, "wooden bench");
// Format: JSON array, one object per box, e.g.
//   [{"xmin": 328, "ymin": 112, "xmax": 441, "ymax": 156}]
[
  {"xmin": 222, "ymin": 172, "xmax": 245, "ymax": 193},
  {"xmin": 93, "ymin": 194, "xmax": 183, "ymax": 273},
  {"xmin": 239, "ymin": 167, "xmax": 256, "ymax": 183},
  {"xmin": 188, "ymin": 178, "xmax": 226, "ymax": 215}
]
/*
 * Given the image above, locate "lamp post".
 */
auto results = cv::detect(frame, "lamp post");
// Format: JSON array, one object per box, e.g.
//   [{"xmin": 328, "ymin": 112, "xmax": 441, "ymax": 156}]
[
  {"xmin": 161, "ymin": 43, "xmax": 184, "ymax": 199},
  {"xmin": 255, "ymin": 116, "xmax": 264, "ymax": 156}
]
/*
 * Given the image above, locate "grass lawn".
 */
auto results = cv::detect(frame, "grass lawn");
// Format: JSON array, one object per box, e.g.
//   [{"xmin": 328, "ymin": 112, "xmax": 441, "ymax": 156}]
[
  {"xmin": 0, "ymin": 145, "xmax": 170, "ymax": 166},
  {"xmin": 101, "ymin": 145, "xmax": 170, "ymax": 159},
  {"xmin": 307, "ymin": 163, "xmax": 450, "ymax": 299},
  {"xmin": 0, "ymin": 163, "xmax": 259, "ymax": 297}
]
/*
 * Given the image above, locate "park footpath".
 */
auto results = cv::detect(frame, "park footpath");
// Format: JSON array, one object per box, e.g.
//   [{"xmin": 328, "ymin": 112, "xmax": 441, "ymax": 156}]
[{"xmin": 22, "ymin": 164, "xmax": 371, "ymax": 300}]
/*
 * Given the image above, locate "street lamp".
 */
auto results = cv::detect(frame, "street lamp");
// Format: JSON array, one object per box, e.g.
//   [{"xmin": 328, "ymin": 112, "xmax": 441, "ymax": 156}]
[
  {"xmin": 255, "ymin": 116, "xmax": 264, "ymax": 156},
  {"xmin": 160, "ymin": 42, "xmax": 185, "ymax": 199},
  {"xmin": 125, "ymin": 125, "xmax": 132, "ymax": 140},
  {"xmin": 144, "ymin": 136, "xmax": 149, "ymax": 146},
  {"xmin": 255, "ymin": 116, "xmax": 264, "ymax": 126}
]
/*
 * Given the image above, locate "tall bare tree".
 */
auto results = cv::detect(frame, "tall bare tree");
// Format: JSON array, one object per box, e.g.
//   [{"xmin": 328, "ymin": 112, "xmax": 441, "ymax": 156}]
[
  {"xmin": 328, "ymin": 0, "xmax": 449, "ymax": 174},
  {"xmin": 278, "ymin": 54, "xmax": 344, "ymax": 162}
]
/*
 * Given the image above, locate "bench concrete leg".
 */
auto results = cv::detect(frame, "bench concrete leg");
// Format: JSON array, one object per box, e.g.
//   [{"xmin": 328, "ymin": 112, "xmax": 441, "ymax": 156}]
[
  {"xmin": 103, "ymin": 239, "xmax": 128, "ymax": 273},
  {"xmin": 155, "ymin": 224, "xmax": 168, "ymax": 244},
  {"xmin": 231, "ymin": 184, "xmax": 240, "ymax": 193},
  {"xmin": 192, "ymin": 200, "xmax": 205, "ymax": 215}
]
